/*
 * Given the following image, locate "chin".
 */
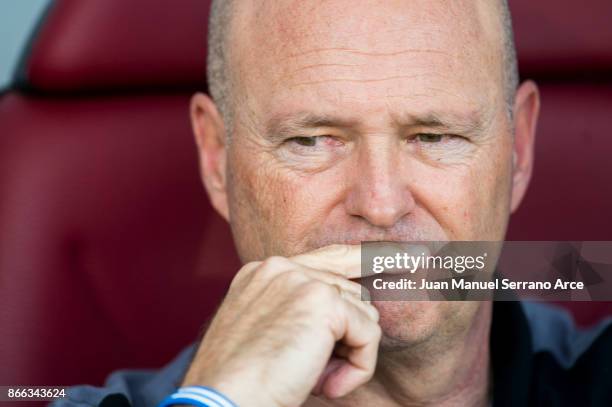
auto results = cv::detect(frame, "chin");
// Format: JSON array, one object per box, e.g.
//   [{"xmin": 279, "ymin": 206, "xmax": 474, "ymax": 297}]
[{"xmin": 373, "ymin": 301, "xmax": 461, "ymax": 351}]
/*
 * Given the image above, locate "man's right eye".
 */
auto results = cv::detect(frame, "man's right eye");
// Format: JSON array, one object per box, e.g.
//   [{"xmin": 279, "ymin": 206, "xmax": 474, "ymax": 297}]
[
  {"xmin": 287, "ymin": 136, "xmax": 317, "ymax": 147},
  {"xmin": 285, "ymin": 135, "xmax": 343, "ymax": 148}
]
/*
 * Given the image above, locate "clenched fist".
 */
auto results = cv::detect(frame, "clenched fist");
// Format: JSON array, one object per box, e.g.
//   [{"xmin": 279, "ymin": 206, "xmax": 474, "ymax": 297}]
[{"xmin": 181, "ymin": 245, "xmax": 381, "ymax": 407}]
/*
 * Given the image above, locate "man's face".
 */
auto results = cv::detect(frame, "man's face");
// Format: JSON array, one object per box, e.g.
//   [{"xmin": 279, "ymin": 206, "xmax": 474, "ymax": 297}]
[{"xmin": 210, "ymin": 0, "xmax": 521, "ymax": 347}]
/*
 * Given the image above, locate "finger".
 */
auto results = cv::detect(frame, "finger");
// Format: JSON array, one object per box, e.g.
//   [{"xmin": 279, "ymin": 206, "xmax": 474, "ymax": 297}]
[
  {"xmin": 291, "ymin": 245, "xmax": 362, "ymax": 279},
  {"xmin": 255, "ymin": 261, "xmax": 378, "ymax": 322},
  {"xmin": 246, "ymin": 256, "xmax": 363, "ymax": 296},
  {"xmin": 291, "ymin": 243, "xmax": 433, "ymax": 279},
  {"xmin": 279, "ymin": 265, "xmax": 377, "ymax": 322},
  {"xmin": 299, "ymin": 267, "xmax": 364, "ymax": 297},
  {"xmin": 340, "ymin": 288, "xmax": 379, "ymax": 323},
  {"xmin": 323, "ymin": 300, "xmax": 381, "ymax": 398}
]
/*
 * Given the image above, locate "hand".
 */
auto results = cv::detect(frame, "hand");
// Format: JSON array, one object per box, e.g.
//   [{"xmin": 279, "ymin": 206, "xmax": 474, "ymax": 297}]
[{"xmin": 181, "ymin": 245, "xmax": 381, "ymax": 407}]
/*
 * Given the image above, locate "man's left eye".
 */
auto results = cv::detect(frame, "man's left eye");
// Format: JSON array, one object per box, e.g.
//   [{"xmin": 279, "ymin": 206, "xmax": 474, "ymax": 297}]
[{"xmin": 416, "ymin": 133, "xmax": 444, "ymax": 143}]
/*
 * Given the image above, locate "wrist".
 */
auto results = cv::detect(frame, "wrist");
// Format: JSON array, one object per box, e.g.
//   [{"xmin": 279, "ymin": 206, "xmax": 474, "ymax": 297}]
[
  {"xmin": 180, "ymin": 376, "xmax": 281, "ymax": 407},
  {"xmin": 159, "ymin": 386, "xmax": 238, "ymax": 407}
]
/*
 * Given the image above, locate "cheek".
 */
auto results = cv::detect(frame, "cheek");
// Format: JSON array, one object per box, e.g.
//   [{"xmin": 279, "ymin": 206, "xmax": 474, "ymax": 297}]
[
  {"xmin": 228, "ymin": 146, "xmax": 339, "ymax": 257},
  {"xmin": 265, "ymin": 176, "xmax": 345, "ymax": 254},
  {"xmin": 228, "ymin": 157, "xmax": 289, "ymax": 255},
  {"xmin": 454, "ymin": 144, "xmax": 513, "ymax": 240},
  {"xmin": 226, "ymin": 148, "xmax": 281, "ymax": 260},
  {"xmin": 412, "ymin": 167, "xmax": 480, "ymax": 240},
  {"xmin": 414, "ymin": 149, "xmax": 512, "ymax": 240}
]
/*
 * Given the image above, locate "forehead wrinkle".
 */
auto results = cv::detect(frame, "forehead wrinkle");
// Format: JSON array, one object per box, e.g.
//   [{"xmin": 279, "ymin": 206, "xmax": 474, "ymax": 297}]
[
  {"xmin": 287, "ymin": 73, "xmax": 430, "ymax": 89},
  {"xmin": 280, "ymin": 47, "xmax": 454, "ymax": 85},
  {"xmin": 288, "ymin": 62, "xmax": 363, "ymax": 74},
  {"xmin": 286, "ymin": 47, "xmax": 451, "ymax": 59},
  {"xmin": 279, "ymin": 23, "xmax": 450, "ymax": 58}
]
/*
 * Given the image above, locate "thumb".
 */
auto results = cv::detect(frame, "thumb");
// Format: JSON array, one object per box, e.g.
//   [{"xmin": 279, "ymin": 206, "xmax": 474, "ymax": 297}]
[{"xmin": 312, "ymin": 356, "xmax": 345, "ymax": 397}]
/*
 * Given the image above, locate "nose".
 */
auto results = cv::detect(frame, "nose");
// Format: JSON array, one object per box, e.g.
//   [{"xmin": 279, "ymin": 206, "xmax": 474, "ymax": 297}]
[{"xmin": 344, "ymin": 141, "xmax": 416, "ymax": 228}]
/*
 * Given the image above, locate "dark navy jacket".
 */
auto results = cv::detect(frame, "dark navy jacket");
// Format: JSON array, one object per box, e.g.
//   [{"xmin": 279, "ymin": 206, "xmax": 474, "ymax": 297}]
[{"xmin": 53, "ymin": 301, "xmax": 612, "ymax": 406}]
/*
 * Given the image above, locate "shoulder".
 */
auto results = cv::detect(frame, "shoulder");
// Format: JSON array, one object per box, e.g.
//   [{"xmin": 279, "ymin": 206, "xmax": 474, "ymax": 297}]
[
  {"xmin": 52, "ymin": 344, "xmax": 196, "ymax": 407},
  {"xmin": 521, "ymin": 302, "xmax": 612, "ymax": 405},
  {"xmin": 521, "ymin": 302, "xmax": 612, "ymax": 369}
]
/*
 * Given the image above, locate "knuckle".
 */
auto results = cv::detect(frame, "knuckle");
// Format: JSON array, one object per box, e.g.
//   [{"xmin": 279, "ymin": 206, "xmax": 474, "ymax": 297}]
[
  {"xmin": 368, "ymin": 304, "xmax": 380, "ymax": 322},
  {"xmin": 301, "ymin": 280, "xmax": 339, "ymax": 301},
  {"xmin": 264, "ymin": 269, "xmax": 309, "ymax": 295},
  {"xmin": 371, "ymin": 322, "xmax": 383, "ymax": 340},
  {"xmin": 240, "ymin": 260, "xmax": 263, "ymax": 278},
  {"xmin": 229, "ymin": 261, "xmax": 261, "ymax": 289},
  {"xmin": 228, "ymin": 274, "xmax": 242, "ymax": 291},
  {"xmin": 278, "ymin": 269, "xmax": 307, "ymax": 285},
  {"xmin": 234, "ymin": 260, "xmax": 265, "ymax": 285},
  {"xmin": 329, "ymin": 244, "xmax": 350, "ymax": 256},
  {"xmin": 253, "ymin": 266, "xmax": 274, "ymax": 282},
  {"xmin": 262, "ymin": 255, "xmax": 291, "ymax": 269},
  {"xmin": 298, "ymin": 279, "xmax": 318, "ymax": 296},
  {"xmin": 252, "ymin": 257, "xmax": 291, "ymax": 282},
  {"xmin": 346, "ymin": 280, "xmax": 363, "ymax": 293}
]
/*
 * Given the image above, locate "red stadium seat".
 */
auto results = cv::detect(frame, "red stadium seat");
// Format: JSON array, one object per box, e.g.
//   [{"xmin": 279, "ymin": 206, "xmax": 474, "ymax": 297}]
[
  {"xmin": 507, "ymin": 0, "xmax": 612, "ymax": 326},
  {"xmin": 0, "ymin": 0, "xmax": 611, "ymax": 387},
  {"xmin": 0, "ymin": 0, "xmax": 240, "ymax": 387}
]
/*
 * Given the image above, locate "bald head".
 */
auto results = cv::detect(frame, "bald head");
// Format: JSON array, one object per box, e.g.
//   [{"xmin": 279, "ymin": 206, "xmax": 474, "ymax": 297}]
[
  {"xmin": 207, "ymin": 0, "xmax": 519, "ymax": 136},
  {"xmin": 206, "ymin": 0, "xmax": 235, "ymax": 129}
]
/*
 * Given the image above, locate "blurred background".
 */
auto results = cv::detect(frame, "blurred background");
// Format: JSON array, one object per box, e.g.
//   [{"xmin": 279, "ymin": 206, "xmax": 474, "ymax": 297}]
[{"xmin": 1, "ymin": 0, "xmax": 611, "ymax": 388}]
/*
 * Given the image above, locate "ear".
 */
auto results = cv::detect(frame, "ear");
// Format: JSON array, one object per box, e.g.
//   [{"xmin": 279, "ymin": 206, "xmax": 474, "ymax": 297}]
[
  {"xmin": 510, "ymin": 80, "xmax": 540, "ymax": 213},
  {"xmin": 190, "ymin": 92, "xmax": 230, "ymax": 221}
]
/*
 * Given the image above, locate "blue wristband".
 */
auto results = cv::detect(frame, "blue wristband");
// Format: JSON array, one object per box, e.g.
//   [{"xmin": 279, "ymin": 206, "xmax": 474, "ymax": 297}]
[{"xmin": 158, "ymin": 386, "xmax": 238, "ymax": 407}]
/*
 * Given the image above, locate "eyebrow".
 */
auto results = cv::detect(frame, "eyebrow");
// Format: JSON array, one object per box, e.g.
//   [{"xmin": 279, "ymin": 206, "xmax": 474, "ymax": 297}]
[
  {"xmin": 394, "ymin": 110, "xmax": 489, "ymax": 136},
  {"xmin": 264, "ymin": 108, "xmax": 489, "ymax": 142},
  {"xmin": 265, "ymin": 112, "xmax": 359, "ymax": 142}
]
